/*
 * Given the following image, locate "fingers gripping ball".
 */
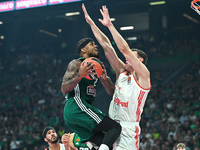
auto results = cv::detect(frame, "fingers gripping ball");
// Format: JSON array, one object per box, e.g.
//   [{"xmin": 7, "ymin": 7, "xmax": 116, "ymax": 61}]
[{"xmin": 82, "ymin": 57, "xmax": 103, "ymax": 80}]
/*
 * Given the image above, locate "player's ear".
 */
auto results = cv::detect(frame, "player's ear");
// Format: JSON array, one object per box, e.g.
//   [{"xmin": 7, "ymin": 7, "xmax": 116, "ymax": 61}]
[
  {"xmin": 44, "ymin": 138, "xmax": 48, "ymax": 142},
  {"xmin": 139, "ymin": 57, "xmax": 144, "ymax": 63},
  {"xmin": 81, "ymin": 48, "xmax": 86, "ymax": 53}
]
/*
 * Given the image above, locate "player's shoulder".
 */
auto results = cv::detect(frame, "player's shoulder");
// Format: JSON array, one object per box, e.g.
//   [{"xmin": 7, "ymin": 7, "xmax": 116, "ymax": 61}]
[
  {"xmin": 70, "ymin": 58, "xmax": 82, "ymax": 63},
  {"xmin": 68, "ymin": 59, "xmax": 82, "ymax": 68}
]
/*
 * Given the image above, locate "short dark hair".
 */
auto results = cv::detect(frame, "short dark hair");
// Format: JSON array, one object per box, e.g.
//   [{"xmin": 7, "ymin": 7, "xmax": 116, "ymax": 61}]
[
  {"xmin": 131, "ymin": 48, "xmax": 148, "ymax": 65},
  {"xmin": 42, "ymin": 126, "xmax": 55, "ymax": 138},
  {"xmin": 76, "ymin": 38, "xmax": 93, "ymax": 54}
]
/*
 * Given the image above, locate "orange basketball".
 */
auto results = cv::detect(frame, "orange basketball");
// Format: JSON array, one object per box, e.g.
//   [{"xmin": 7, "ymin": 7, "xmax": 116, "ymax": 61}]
[{"xmin": 82, "ymin": 57, "xmax": 103, "ymax": 80}]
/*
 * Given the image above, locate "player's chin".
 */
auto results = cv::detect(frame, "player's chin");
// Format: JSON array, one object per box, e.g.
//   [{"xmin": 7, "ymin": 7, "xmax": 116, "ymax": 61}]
[
  {"xmin": 51, "ymin": 138, "xmax": 58, "ymax": 143},
  {"xmin": 91, "ymin": 53, "xmax": 100, "ymax": 58}
]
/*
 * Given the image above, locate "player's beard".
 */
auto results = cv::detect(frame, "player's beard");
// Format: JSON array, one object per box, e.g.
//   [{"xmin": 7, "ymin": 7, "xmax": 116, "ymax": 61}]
[
  {"xmin": 47, "ymin": 135, "xmax": 59, "ymax": 143},
  {"xmin": 88, "ymin": 52, "xmax": 100, "ymax": 59}
]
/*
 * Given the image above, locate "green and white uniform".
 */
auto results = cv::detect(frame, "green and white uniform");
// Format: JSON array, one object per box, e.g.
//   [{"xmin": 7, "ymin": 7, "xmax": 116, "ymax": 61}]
[
  {"xmin": 73, "ymin": 133, "xmax": 94, "ymax": 150},
  {"xmin": 63, "ymin": 57, "xmax": 106, "ymax": 141}
]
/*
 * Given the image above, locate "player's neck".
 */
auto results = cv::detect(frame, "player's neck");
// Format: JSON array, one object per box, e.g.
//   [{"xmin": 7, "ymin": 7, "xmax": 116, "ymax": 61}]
[
  {"xmin": 126, "ymin": 69, "xmax": 134, "ymax": 76},
  {"xmin": 49, "ymin": 143, "xmax": 60, "ymax": 150},
  {"xmin": 126, "ymin": 71, "xmax": 131, "ymax": 75},
  {"xmin": 125, "ymin": 66, "xmax": 134, "ymax": 75}
]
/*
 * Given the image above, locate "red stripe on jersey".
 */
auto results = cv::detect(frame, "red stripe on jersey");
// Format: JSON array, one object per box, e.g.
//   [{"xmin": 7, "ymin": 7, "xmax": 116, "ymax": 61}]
[
  {"xmin": 136, "ymin": 90, "xmax": 145, "ymax": 122},
  {"xmin": 135, "ymin": 126, "xmax": 140, "ymax": 150}
]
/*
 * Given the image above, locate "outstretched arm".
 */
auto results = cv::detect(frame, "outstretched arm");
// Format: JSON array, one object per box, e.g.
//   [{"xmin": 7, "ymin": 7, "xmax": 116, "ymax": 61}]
[
  {"xmin": 99, "ymin": 6, "xmax": 130, "ymax": 56},
  {"xmin": 82, "ymin": 3, "xmax": 124, "ymax": 76},
  {"xmin": 99, "ymin": 6, "xmax": 150, "ymax": 88}
]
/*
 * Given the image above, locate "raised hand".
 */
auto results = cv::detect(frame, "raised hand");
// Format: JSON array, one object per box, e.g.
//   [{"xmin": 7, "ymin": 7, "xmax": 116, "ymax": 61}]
[
  {"xmin": 98, "ymin": 5, "xmax": 112, "ymax": 27},
  {"xmin": 82, "ymin": 3, "xmax": 94, "ymax": 25}
]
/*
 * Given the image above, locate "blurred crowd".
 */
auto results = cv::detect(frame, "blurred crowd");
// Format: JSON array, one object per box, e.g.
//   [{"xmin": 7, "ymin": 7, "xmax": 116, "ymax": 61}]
[{"xmin": 0, "ymin": 27, "xmax": 200, "ymax": 150}]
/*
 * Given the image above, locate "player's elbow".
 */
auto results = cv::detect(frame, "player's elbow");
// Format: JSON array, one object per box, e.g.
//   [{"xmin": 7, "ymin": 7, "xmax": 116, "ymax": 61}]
[
  {"xmin": 61, "ymin": 84, "xmax": 68, "ymax": 95},
  {"xmin": 108, "ymin": 89, "xmax": 115, "ymax": 95},
  {"xmin": 119, "ymin": 45, "xmax": 129, "ymax": 54},
  {"xmin": 102, "ymin": 42, "xmax": 112, "ymax": 50},
  {"xmin": 107, "ymin": 85, "xmax": 115, "ymax": 95},
  {"xmin": 61, "ymin": 88, "xmax": 67, "ymax": 95}
]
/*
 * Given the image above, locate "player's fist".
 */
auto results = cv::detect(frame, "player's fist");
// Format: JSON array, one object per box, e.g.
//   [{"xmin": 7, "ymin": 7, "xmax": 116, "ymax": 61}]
[
  {"xmin": 61, "ymin": 133, "xmax": 78, "ymax": 150},
  {"xmin": 61, "ymin": 133, "xmax": 70, "ymax": 145}
]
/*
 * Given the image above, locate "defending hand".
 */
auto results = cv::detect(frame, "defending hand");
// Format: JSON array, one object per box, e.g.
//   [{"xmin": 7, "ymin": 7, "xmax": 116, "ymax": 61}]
[
  {"xmin": 98, "ymin": 5, "xmax": 112, "ymax": 27},
  {"xmin": 82, "ymin": 3, "xmax": 94, "ymax": 25}
]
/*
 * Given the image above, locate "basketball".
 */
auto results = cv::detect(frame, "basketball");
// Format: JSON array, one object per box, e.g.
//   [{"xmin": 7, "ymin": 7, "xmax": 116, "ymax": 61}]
[{"xmin": 82, "ymin": 57, "xmax": 103, "ymax": 80}]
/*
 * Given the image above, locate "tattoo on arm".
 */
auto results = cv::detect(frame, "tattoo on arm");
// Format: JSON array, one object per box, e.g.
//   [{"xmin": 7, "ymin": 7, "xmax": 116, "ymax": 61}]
[
  {"xmin": 100, "ymin": 76, "xmax": 115, "ymax": 95},
  {"xmin": 61, "ymin": 60, "xmax": 82, "ymax": 94}
]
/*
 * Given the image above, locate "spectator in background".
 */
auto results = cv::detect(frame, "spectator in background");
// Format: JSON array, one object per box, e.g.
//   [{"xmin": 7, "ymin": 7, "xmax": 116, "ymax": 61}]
[
  {"xmin": 173, "ymin": 117, "xmax": 182, "ymax": 132},
  {"xmin": 167, "ymin": 126, "xmax": 177, "ymax": 141},
  {"xmin": 139, "ymin": 137, "xmax": 148, "ymax": 150},
  {"xmin": 168, "ymin": 135, "xmax": 176, "ymax": 149},
  {"xmin": 188, "ymin": 110, "xmax": 197, "ymax": 122},
  {"xmin": 9, "ymin": 136, "xmax": 21, "ymax": 150},
  {"xmin": 182, "ymin": 121, "xmax": 191, "ymax": 134},
  {"xmin": 184, "ymin": 130, "xmax": 194, "ymax": 148},
  {"xmin": 179, "ymin": 110, "xmax": 188, "ymax": 125}
]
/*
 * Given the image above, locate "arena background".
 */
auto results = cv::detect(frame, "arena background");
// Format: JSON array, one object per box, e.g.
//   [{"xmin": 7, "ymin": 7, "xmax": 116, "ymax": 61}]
[{"xmin": 0, "ymin": 0, "xmax": 199, "ymax": 149}]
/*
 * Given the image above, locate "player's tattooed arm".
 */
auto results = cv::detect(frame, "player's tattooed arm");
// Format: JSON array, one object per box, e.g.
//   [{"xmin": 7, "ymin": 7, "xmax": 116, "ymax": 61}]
[
  {"xmin": 100, "ymin": 76, "xmax": 115, "ymax": 95},
  {"xmin": 61, "ymin": 59, "xmax": 95, "ymax": 94},
  {"xmin": 61, "ymin": 59, "xmax": 83, "ymax": 94},
  {"xmin": 99, "ymin": 63, "xmax": 115, "ymax": 95}
]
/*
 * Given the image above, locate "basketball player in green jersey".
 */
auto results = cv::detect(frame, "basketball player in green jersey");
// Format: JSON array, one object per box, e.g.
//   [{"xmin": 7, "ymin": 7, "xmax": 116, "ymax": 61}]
[{"xmin": 61, "ymin": 38, "xmax": 121, "ymax": 150}]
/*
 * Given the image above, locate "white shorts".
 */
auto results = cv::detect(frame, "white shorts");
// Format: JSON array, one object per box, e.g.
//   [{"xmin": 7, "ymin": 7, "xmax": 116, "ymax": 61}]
[{"xmin": 113, "ymin": 121, "xmax": 141, "ymax": 150}]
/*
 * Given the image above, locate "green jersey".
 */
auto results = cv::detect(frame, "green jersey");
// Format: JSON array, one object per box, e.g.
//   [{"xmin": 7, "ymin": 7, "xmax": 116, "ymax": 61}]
[
  {"xmin": 66, "ymin": 57, "xmax": 99, "ymax": 104},
  {"xmin": 63, "ymin": 57, "xmax": 106, "ymax": 141}
]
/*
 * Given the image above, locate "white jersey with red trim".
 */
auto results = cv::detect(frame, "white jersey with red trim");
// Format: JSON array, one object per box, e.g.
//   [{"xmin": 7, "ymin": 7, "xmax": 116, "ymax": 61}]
[
  {"xmin": 45, "ymin": 143, "xmax": 66, "ymax": 150},
  {"xmin": 109, "ymin": 70, "xmax": 150, "ymax": 122}
]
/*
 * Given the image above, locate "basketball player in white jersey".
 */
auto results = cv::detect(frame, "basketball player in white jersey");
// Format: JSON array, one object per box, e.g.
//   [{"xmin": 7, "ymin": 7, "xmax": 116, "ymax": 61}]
[{"xmin": 82, "ymin": 4, "xmax": 151, "ymax": 150}]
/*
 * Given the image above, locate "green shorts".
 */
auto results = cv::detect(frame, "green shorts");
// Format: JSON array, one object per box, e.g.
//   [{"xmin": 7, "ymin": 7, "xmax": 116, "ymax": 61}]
[{"xmin": 63, "ymin": 97, "xmax": 106, "ymax": 141}]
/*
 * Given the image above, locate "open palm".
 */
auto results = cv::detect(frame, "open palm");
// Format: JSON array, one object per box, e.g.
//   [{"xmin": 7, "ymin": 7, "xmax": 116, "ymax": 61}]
[
  {"xmin": 98, "ymin": 5, "xmax": 112, "ymax": 27},
  {"xmin": 82, "ymin": 4, "xmax": 93, "ymax": 25}
]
